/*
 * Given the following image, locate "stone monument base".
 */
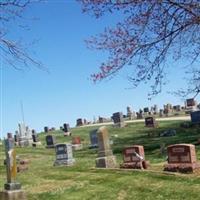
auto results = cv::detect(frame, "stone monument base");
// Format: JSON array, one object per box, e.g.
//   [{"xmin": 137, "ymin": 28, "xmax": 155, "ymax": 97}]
[
  {"xmin": 45, "ymin": 145, "xmax": 55, "ymax": 148},
  {"xmin": 96, "ymin": 156, "xmax": 117, "ymax": 168},
  {"xmin": 32, "ymin": 141, "xmax": 42, "ymax": 147},
  {"xmin": 0, "ymin": 190, "xmax": 26, "ymax": 200},
  {"xmin": 72, "ymin": 144, "xmax": 83, "ymax": 150},
  {"xmin": 4, "ymin": 183, "xmax": 21, "ymax": 190},
  {"xmin": 54, "ymin": 159, "xmax": 75, "ymax": 166},
  {"xmin": 164, "ymin": 162, "xmax": 200, "ymax": 173},
  {"xmin": 120, "ymin": 161, "xmax": 149, "ymax": 169}
]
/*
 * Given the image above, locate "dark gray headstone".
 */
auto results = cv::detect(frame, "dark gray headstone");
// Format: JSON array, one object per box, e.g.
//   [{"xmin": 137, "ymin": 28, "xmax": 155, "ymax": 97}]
[
  {"xmin": 45, "ymin": 135, "xmax": 55, "ymax": 148},
  {"xmin": 191, "ymin": 111, "xmax": 200, "ymax": 124},
  {"xmin": 89, "ymin": 129, "xmax": 98, "ymax": 148}
]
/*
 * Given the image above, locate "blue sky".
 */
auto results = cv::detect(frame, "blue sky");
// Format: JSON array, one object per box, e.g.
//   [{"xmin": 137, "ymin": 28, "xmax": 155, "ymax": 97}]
[{"xmin": 0, "ymin": 0, "xmax": 199, "ymax": 139}]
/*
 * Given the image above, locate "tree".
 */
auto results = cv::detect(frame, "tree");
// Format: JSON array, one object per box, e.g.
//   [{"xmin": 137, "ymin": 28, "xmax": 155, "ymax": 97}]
[
  {"xmin": 0, "ymin": 0, "xmax": 43, "ymax": 70},
  {"xmin": 78, "ymin": 0, "xmax": 200, "ymax": 98}
]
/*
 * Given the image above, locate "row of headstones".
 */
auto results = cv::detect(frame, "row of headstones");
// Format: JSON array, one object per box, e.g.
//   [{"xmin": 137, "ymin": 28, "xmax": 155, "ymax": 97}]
[{"xmin": 52, "ymin": 126, "xmax": 200, "ymax": 173}]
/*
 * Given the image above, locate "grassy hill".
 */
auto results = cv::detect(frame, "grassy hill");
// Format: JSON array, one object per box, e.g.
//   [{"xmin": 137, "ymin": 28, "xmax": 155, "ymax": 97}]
[{"xmin": 1, "ymin": 120, "xmax": 200, "ymax": 200}]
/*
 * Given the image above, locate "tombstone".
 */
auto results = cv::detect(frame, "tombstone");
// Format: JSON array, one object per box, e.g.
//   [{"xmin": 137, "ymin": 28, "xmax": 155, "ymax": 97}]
[
  {"xmin": 96, "ymin": 126, "xmax": 117, "ymax": 168},
  {"xmin": 112, "ymin": 112, "xmax": 125, "ymax": 128},
  {"xmin": 83, "ymin": 119, "xmax": 87, "ymax": 125},
  {"xmin": 31, "ymin": 130, "xmax": 41, "ymax": 146},
  {"xmin": 99, "ymin": 116, "xmax": 107, "ymax": 123},
  {"xmin": 145, "ymin": 117, "xmax": 157, "ymax": 128},
  {"xmin": 173, "ymin": 105, "xmax": 181, "ymax": 112},
  {"xmin": 143, "ymin": 107, "xmax": 149, "ymax": 113},
  {"xmin": 120, "ymin": 145, "xmax": 149, "ymax": 169},
  {"xmin": 89, "ymin": 129, "xmax": 98, "ymax": 149},
  {"xmin": 7, "ymin": 133, "xmax": 13, "ymax": 139},
  {"xmin": 153, "ymin": 104, "xmax": 158, "ymax": 114},
  {"xmin": 44, "ymin": 126, "xmax": 49, "ymax": 133},
  {"xmin": 63, "ymin": 123, "xmax": 70, "ymax": 132},
  {"xmin": 191, "ymin": 111, "xmax": 200, "ymax": 124},
  {"xmin": 54, "ymin": 144, "xmax": 75, "ymax": 166},
  {"xmin": 159, "ymin": 109, "xmax": 164, "ymax": 117},
  {"xmin": 164, "ymin": 144, "xmax": 200, "ymax": 173},
  {"xmin": 72, "ymin": 136, "xmax": 83, "ymax": 150},
  {"xmin": 45, "ymin": 135, "xmax": 56, "ymax": 148},
  {"xmin": 0, "ymin": 139, "xmax": 26, "ymax": 200},
  {"xmin": 127, "ymin": 106, "xmax": 134, "ymax": 120},
  {"xmin": 186, "ymin": 98, "xmax": 196, "ymax": 107},
  {"xmin": 76, "ymin": 118, "xmax": 83, "ymax": 126}
]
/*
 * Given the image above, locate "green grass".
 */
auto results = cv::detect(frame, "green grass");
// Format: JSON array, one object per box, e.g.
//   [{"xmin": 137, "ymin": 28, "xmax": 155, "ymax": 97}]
[{"xmin": 1, "ymin": 120, "xmax": 200, "ymax": 200}]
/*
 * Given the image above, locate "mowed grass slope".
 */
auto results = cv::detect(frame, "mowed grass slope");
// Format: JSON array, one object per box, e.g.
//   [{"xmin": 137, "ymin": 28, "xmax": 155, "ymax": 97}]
[{"xmin": 0, "ymin": 121, "xmax": 200, "ymax": 200}]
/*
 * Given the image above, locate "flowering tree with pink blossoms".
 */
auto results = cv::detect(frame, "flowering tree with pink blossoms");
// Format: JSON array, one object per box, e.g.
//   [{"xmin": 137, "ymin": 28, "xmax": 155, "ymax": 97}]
[{"xmin": 78, "ymin": 0, "xmax": 200, "ymax": 98}]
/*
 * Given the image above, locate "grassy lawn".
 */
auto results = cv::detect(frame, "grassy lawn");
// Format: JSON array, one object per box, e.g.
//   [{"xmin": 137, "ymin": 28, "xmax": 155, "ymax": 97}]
[{"xmin": 0, "ymin": 120, "xmax": 200, "ymax": 200}]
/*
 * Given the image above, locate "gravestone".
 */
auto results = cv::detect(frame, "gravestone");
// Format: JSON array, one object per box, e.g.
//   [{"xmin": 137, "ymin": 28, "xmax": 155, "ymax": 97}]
[
  {"xmin": 143, "ymin": 107, "xmax": 149, "ymax": 113},
  {"xmin": 45, "ymin": 135, "xmax": 56, "ymax": 148},
  {"xmin": 0, "ymin": 139, "xmax": 26, "ymax": 200},
  {"xmin": 44, "ymin": 126, "xmax": 49, "ymax": 133},
  {"xmin": 186, "ymin": 98, "xmax": 196, "ymax": 107},
  {"xmin": 18, "ymin": 123, "xmax": 29, "ymax": 147},
  {"xmin": 145, "ymin": 117, "xmax": 157, "ymax": 127},
  {"xmin": 54, "ymin": 144, "xmax": 75, "ymax": 166},
  {"xmin": 112, "ymin": 112, "xmax": 125, "ymax": 128},
  {"xmin": 127, "ymin": 106, "xmax": 134, "ymax": 120},
  {"xmin": 191, "ymin": 111, "xmax": 200, "ymax": 124},
  {"xmin": 120, "ymin": 145, "xmax": 149, "ymax": 169},
  {"xmin": 76, "ymin": 118, "xmax": 83, "ymax": 126},
  {"xmin": 96, "ymin": 126, "xmax": 117, "ymax": 168},
  {"xmin": 164, "ymin": 144, "xmax": 200, "ymax": 173},
  {"xmin": 89, "ymin": 129, "xmax": 98, "ymax": 149},
  {"xmin": 72, "ymin": 136, "xmax": 83, "ymax": 150},
  {"xmin": 63, "ymin": 123, "xmax": 71, "ymax": 136},
  {"xmin": 159, "ymin": 109, "xmax": 164, "ymax": 117}
]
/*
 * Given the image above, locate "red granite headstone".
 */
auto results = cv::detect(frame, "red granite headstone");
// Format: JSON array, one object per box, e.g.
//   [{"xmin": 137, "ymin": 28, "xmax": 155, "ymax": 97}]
[
  {"xmin": 120, "ymin": 145, "xmax": 149, "ymax": 169},
  {"xmin": 164, "ymin": 144, "xmax": 200, "ymax": 173},
  {"xmin": 72, "ymin": 137, "xmax": 81, "ymax": 145}
]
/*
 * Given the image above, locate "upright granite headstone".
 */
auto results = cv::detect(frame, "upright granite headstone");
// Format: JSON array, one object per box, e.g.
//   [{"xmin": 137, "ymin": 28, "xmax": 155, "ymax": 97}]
[
  {"xmin": 54, "ymin": 144, "xmax": 75, "ymax": 166},
  {"xmin": 63, "ymin": 123, "xmax": 71, "ymax": 136},
  {"xmin": 44, "ymin": 126, "xmax": 49, "ymax": 133},
  {"xmin": 120, "ymin": 145, "xmax": 149, "ymax": 169},
  {"xmin": 112, "ymin": 112, "xmax": 125, "ymax": 128},
  {"xmin": 89, "ymin": 129, "xmax": 98, "ymax": 149},
  {"xmin": 96, "ymin": 126, "xmax": 116, "ymax": 168},
  {"xmin": 45, "ymin": 135, "xmax": 56, "ymax": 148},
  {"xmin": 145, "ymin": 117, "xmax": 157, "ymax": 127},
  {"xmin": 191, "ymin": 111, "xmax": 200, "ymax": 124},
  {"xmin": 164, "ymin": 144, "xmax": 200, "ymax": 173},
  {"xmin": 76, "ymin": 118, "xmax": 83, "ymax": 126},
  {"xmin": 0, "ymin": 139, "xmax": 26, "ymax": 200},
  {"xmin": 72, "ymin": 136, "xmax": 83, "ymax": 150}
]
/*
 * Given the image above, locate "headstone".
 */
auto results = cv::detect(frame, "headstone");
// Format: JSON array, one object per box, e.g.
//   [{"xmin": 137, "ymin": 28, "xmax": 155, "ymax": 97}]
[
  {"xmin": 164, "ymin": 144, "xmax": 200, "ymax": 173},
  {"xmin": 7, "ymin": 133, "xmax": 13, "ymax": 139},
  {"xmin": 120, "ymin": 145, "xmax": 149, "ymax": 169},
  {"xmin": 112, "ymin": 112, "xmax": 125, "ymax": 128},
  {"xmin": 76, "ymin": 118, "xmax": 83, "ymax": 126},
  {"xmin": 127, "ymin": 106, "xmax": 134, "ymax": 120},
  {"xmin": 44, "ymin": 126, "xmax": 49, "ymax": 133},
  {"xmin": 63, "ymin": 123, "xmax": 70, "ymax": 132},
  {"xmin": 143, "ymin": 107, "xmax": 149, "ymax": 113},
  {"xmin": 45, "ymin": 135, "xmax": 56, "ymax": 148},
  {"xmin": 173, "ymin": 105, "xmax": 181, "ymax": 112},
  {"xmin": 145, "ymin": 117, "xmax": 157, "ymax": 127},
  {"xmin": 54, "ymin": 144, "xmax": 75, "ymax": 166},
  {"xmin": 191, "ymin": 111, "xmax": 200, "ymax": 124},
  {"xmin": 96, "ymin": 126, "xmax": 117, "ymax": 168},
  {"xmin": 159, "ymin": 109, "xmax": 164, "ymax": 117},
  {"xmin": 72, "ymin": 136, "xmax": 83, "ymax": 150},
  {"xmin": 186, "ymin": 98, "xmax": 196, "ymax": 107},
  {"xmin": 89, "ymin": 129, "xmax": 98, "ymax": 149},
  {"xmin": 0, "ymin": 139, "xmax": 26, "ymax": 200}
]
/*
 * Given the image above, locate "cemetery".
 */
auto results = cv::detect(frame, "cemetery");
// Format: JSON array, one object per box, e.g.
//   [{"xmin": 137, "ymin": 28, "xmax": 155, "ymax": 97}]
[{"xmin": 0, "ymin": 119, "xmax": 200, "ymax": 200}]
